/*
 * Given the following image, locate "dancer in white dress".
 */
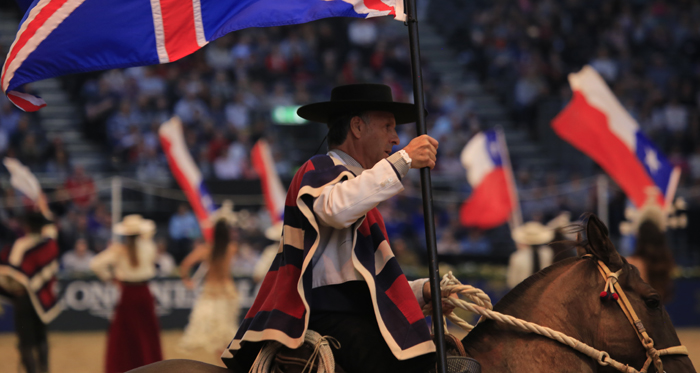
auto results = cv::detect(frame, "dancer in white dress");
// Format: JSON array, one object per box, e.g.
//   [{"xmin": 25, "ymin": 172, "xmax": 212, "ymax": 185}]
[{"xmin": 179, "ymin": 201, "xmax": 240, "ymax": 354}]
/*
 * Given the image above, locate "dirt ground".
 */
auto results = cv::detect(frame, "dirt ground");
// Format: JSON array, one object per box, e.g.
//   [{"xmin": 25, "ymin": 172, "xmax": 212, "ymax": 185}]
[
  {"xmin": 0, "ymin": 330, "xmax": 223, "ymax": 373},
  {"xmin": 0, "ymin": 328, "xmax": 698, "ymax": 372}
]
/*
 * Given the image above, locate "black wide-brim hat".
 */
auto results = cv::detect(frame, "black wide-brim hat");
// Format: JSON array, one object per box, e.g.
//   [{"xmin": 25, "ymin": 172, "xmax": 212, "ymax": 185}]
[{"xmin": 297, "ymin": 84, "xmax": 420, "ymax": 125}]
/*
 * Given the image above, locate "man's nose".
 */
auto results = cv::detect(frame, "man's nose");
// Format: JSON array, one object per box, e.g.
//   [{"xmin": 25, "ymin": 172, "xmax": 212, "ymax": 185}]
[{"xmin": 391, "ymin": 133, "xmax": 400, "ymax": 146}]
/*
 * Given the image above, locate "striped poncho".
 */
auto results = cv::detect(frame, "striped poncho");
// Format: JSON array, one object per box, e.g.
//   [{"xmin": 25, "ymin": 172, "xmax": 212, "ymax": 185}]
[
  {"xmin": 224, "ymin": 154, "xmax": 433, "ymax": 362},
  {"xmin": 0, "ymin": 234, "xmax": 62, "ymax": 323}
]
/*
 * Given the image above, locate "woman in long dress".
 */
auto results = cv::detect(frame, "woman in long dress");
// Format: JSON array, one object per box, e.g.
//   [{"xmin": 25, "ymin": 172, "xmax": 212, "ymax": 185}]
[
  {"xmin": 622, "ymin": 196, "xmax": 676, "ymax": 303},
  {"xmin": 90, "ymin": 214, "xmax": 163, "ymax": 373},
  {"xmin": 178, "ymin": 202, "xmax": 239, "ymax": 354},
  {"xmin": 626, "ymin": 219, "xmax": 675, "ymax": 303}
]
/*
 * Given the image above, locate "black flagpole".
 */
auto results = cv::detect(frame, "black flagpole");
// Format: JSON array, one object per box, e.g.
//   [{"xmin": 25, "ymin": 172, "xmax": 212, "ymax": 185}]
[{"xmin": 404, "ymin": 1, "xmax": 448, "ymax": 372}]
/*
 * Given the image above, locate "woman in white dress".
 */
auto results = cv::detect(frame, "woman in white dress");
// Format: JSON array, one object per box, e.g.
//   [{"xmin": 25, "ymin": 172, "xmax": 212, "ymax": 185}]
[
  {"xmin": 90, "ymin": 214, "xmax": 162, "ymax": 373},
  {"xmin": 178, "ymin": 201, "xmax": 240, "ymax": 354}
]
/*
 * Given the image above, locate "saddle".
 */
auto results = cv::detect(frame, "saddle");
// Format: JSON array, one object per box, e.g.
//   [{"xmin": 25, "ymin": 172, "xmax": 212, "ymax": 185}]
[{"xmin": 264, "ymin": 331, "xmax": 473, "ymax": 373}]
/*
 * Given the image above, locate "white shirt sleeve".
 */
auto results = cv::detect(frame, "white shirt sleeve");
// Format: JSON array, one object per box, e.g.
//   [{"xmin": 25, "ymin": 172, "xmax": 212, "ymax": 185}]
[
  {"xmin": 313, "ymin": 159, "xmax": 404, "ymax": 229},
  {"xmin": 408, "ymin": 278, "xmax": 429, "ymax": 308}
]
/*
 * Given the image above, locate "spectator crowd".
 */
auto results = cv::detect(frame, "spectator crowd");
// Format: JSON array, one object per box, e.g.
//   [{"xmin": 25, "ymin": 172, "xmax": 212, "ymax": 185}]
[
  {"xmin": 0, "ymin": 1, "xmax": 698, "ymax": 268},
  {"xmin": 433, "ymin": 0, "xmax": 700, "ymax": 189}
]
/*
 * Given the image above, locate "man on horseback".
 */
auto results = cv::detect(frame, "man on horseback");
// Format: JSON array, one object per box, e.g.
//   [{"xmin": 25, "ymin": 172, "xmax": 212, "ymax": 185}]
[{"xmin": 222, "ymin": 84, "xmax": 443, "ymax": 373}]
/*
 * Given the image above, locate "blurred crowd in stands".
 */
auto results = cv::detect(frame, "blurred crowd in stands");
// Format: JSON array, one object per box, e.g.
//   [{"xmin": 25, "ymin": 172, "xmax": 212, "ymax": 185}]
[
  {"xmin": 0, "ymin": 0, "xmax": 699, "ymax": 270},
  {"xmin": 433, "ymin": 0, "xmax": 700, "ymax": 186}
]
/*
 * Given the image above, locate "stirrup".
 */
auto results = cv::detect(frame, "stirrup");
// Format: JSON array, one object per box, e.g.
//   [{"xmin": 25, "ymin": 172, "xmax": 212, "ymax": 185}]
[{"xmin": 446, "ymin": 356, "xmax": 481, "ymax": 373}]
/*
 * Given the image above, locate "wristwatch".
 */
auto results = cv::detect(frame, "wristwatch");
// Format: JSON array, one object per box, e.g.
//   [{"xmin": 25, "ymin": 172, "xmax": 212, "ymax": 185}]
[{"xmin": 399, "ymin": 149, "xmax": 412, "ymax": 168}]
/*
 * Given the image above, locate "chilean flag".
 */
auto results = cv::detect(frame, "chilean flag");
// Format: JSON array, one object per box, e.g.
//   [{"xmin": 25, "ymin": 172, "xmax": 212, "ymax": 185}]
[
  {"xmin": 460, "ymin": 129, "xmax": 519, "ymax": 230},
  {"xmin": 1, "ymin": 0, "xmax": 406, "ymax": 112},
  {"xmin": 552, "ymin": 66, "xmax": 680, "ymax": 208},
  {"xmin": 250, "ymin": 139, "xmax": 285, "ymax": 225},
  {"xmin": 159, "ymin": 116, "xmax": 215, "ymax": 241}
]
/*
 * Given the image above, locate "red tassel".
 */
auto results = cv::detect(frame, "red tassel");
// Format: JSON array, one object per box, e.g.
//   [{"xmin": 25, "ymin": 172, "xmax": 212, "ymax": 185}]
[
  {"xmin": 612, "ymin": 293, "xmax": 619, "ymax": 300},
  {"xmin": 600, "ymin": 291, "xmax": 607, "ymax": 298}
]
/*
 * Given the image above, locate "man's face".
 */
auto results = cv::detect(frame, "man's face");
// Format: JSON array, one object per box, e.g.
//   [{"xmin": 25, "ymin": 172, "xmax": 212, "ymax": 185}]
[{"xmin": 359, "ymin": 111, "xmax": 399, "ymax": 168}]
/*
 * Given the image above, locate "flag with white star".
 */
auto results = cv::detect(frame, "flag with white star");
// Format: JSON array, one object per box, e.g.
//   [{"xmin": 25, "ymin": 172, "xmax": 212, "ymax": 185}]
[
  {"xmin": 551, "ymin": 66, "xmax": 679, "ymax": 208},
  {"xmin": 459, "ymin": 129, "xmax": 519, "ymax": 229}
]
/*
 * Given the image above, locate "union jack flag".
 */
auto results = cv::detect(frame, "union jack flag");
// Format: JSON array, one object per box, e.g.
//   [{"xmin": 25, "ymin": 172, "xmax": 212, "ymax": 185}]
[{"xmin": 1, "ymin": 0, "xmax": 406, "ymax": 112}]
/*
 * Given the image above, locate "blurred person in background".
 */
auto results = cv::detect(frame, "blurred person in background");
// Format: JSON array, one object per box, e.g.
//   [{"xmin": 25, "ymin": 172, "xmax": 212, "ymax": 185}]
[
  {"xmin": 56, "ymin": 210, "xmax": 95, "ymax": 256},
  {"xmin": 625, "ymin": 201, "xmax": 676, "ymax": 303},
  {"xmin": 0, "ymin": 210, "xmax": 61, "ymax": 373},
  {"xmin": 0, "ymin": 98, "xmax": 21, "ymax": 135},
  {"xmin": 88, "ymin": 203, "xmax": 113, "ymax": 253},
  {"xmin": 154, "ymin": 236, "xmax": 176, "ymax": 277},
  {"xmin": 506, "ymin": 221, "xmax": 555, "ymax": 289},
  {"xmin": 461, "ymin": 228, "xmax": 490, "ymax": 255},
  {"xmin": 168, "ymin": 204, "xmax": 201, "ymax": 263},
  {"xmin": 63, "ymin": 165, "xmax": 97, "ymax": 211},
  {"xmin": 230, "ymin": 241, "xmax": 259, "ymax": 278},
  {"xmin": 178, "ymin": 201, "xmax": 240, "ymax": 355},
  {"xmin": 90, "ymin": 214, "xmax": 162, "ymax": 373},
  {"xmin": 61, "ymin": 237, "xmax": 94, "ymax": 276}
]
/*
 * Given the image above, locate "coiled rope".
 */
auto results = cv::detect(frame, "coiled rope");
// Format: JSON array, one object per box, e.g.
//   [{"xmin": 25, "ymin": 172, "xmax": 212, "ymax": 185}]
[{"xmin": 250, "ymin": 330, "xmax": 340, "ymax": 373}]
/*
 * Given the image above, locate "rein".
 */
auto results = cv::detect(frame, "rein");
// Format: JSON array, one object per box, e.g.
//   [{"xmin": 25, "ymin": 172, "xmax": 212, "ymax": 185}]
[{"xmin": 439, "ymin": 256, "xmax": 688, "ymax": 373}]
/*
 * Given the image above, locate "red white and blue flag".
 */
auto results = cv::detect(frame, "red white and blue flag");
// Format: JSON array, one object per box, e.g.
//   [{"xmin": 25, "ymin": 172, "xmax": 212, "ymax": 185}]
[
  {"xmin": 251, "ymin": 139, "xmax": 285, "ymax": 225},
  {"xmin": 552, "ymin": 66, "xmax": 680, "ymax": 208},
  {"xmin": 159, "ymin": 116, "xmax": 214, "ymax": 241},
  {"xmin": 459, "ymin": 129, "xmax": 519, "ymax": 230},
  {"xmin": 1, "ymin": 0, "xmax": 406, "ymax": 112}
]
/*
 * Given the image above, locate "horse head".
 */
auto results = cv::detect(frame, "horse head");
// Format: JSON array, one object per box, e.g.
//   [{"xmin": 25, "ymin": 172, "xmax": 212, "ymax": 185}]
[
  {"xmin": 462, "ymin": 214, "xmax": 695, "ymax": 372},
  {"xmin": 579, "ymin": 214, "xmax": 694, "ymax": 372}
]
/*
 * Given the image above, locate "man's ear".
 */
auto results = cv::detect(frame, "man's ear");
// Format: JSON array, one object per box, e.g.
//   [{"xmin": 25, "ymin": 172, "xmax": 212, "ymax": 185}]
[{"xmin": 349, "ymin": 115, "xmax": 364, "ymax": 139}]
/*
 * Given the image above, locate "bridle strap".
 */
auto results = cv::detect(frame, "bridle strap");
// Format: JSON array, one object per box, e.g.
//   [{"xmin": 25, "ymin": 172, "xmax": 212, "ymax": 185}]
[
  {"xmin": 595, "ymin": 262, "xmax": 647, "ymax": 345},
  {"xmin": 594, "ymin": 259, "xmax": 688, "ymax": 372}
]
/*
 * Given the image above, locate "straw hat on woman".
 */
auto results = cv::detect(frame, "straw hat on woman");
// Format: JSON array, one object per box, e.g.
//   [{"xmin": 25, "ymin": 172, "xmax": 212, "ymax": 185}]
[
  {"xmin": 506, "ymin": 221, "xmax": 555, "ymax": 289},
  {"xmin": 90, "ymin": 214, "xmax": 163, "ymax": 373}
]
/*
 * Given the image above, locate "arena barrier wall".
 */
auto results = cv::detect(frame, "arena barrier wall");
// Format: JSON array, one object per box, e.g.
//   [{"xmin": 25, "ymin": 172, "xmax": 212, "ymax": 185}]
[
  {"xmin": 1, "ymin": 276, "xmax": 698, "ymax": 332},
  {"xmin": 0, "ymin": 276, "xmax": 258, "ymax": 332}
]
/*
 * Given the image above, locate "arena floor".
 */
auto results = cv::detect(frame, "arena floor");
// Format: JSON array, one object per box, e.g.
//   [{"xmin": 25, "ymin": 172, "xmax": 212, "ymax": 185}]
[{"xmin": 1, "ymin": 329, "xmax": 698, "ymax": 372}]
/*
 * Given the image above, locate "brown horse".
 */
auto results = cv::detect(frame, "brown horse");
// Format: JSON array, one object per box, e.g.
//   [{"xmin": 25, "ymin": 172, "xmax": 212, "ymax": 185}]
[
  {"xmin": 461, "ymin": 215, "xmax": 696, "ymax": 372},
  {"xmin": 131, "ymin": 215, "xmax": 695, "ymax": 373}
]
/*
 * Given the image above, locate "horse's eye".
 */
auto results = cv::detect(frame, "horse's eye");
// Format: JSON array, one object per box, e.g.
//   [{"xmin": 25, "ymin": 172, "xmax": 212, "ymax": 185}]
[{"xmin": 645, "ymin": 298, "xmax": 661, "ymax": 309}]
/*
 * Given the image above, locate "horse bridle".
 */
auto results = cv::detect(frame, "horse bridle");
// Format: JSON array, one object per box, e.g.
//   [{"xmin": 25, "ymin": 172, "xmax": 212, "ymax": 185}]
[
  {"xmin": 592, "ymin": 257, "xmax": 689, "ymax": 373},
  {"xmin": 432, "ymin": 260, "xmax": 690, "ymax": 373}
]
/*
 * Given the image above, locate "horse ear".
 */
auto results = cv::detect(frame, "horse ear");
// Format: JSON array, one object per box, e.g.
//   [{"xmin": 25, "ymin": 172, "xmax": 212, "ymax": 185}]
[{"xmin": 585, "ymin": 214, "xmax": 623, "ymax": 271}]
